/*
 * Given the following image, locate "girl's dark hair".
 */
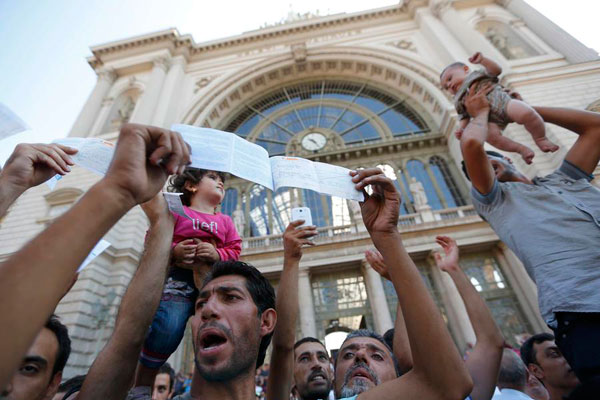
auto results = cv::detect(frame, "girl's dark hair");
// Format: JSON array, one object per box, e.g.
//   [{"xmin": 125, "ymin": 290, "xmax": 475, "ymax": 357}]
[{"xmin": 167, "ymin": 168, "xmax": 226, "ymax": 206}]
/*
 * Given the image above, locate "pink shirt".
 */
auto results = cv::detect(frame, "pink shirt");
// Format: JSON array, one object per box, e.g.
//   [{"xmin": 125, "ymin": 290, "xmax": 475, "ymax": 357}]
[{"xmin": 172, "ymin": 207, "xmax": 242, "ymax": 262}]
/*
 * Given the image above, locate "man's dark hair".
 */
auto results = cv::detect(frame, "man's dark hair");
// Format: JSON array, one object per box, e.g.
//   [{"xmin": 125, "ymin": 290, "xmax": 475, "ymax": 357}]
[
  {"xmin": 294, "ymin": 337, "xmax": 327, "ymax": 352},
  {"xmin": 440, "ymin": 62, "xmax": 467, "ymax": 80},
  {"xmin": 520, "ymin": 333, "xmax": 555, "ymax": 366},
  {"xmin": 202, "ymin": 261, "xmax": 275, "ymax": 368},
  {"xmin": 57, "ymin": 374, "xmax": 86, "ymax": 394},
  {"xmin": 383, "ymin": 328, "xmax": 394, "ymax": 352},
  {"xmin": 158, "ymin": 362, "xmax": 175, "ymax": 391},
  {"xmin": 335, "ymin": 329, "xmax": 400, "ymax": 377},
  {"xmin": 498, "ymin": 349, "xmax": 527, "ymax": 389},
  {"xmin": 461, "ymin": 150, "xmax": 505, "ymax": 181},
  {"xmin": 168, "ymin": 168, "xmax": 227, "ymax": 206},
  {"xmin": 46, "ymin": 315, "xmax": 71, "ymax": 377}
]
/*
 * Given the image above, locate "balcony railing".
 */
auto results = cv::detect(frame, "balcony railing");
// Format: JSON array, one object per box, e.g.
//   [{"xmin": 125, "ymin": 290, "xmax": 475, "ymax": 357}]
[{"xmin": 242, "ymin": 205, "xmax": 480, "ymax": 251}]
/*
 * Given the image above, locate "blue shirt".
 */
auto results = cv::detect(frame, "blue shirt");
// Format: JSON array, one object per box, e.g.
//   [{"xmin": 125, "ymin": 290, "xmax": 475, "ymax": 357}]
[{"xmin": 471, "ymin": 160, "xmax": 600, "ymax": 327}]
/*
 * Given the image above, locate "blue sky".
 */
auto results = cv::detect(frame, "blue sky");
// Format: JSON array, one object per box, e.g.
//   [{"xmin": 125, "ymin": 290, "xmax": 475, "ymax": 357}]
[{"xmin": 0, "ymin": 0, "xmax": 598, "ymax": 164}]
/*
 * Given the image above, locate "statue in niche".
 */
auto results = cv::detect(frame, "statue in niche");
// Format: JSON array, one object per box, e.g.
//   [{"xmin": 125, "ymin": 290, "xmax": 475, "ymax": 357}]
[
  {"xmin": 232, "ymin": 204, "xmax": 245, "ymax": 237},
  {"xmin": 110, "ymin": 96, "xmax": 136, "ymax": 129},
  {"xmin": 409, "ymin": 177, "xmax": 429, "ymax": 209}
]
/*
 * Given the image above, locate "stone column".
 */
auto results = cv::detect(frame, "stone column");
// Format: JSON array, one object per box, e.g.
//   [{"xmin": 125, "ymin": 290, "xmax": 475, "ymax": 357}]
[
  {"xmin": 362, "ymin": 261, "xmax": 393, "ymax": 333},
  {"xmin": 415, "ymin": 7, "xmax": 469, "ymax": 66},
  {"xmin": 298, "ymin": 269, "xmax": 317, "ymax": 338},
  {"xmin": 131, "ymin": 56, "xmax": 170, "ymax": 124},
  {"xmin": 68, "ymin": 69, "xmax": 116, "ymax": 137},
  {"xmin": 498, "ymin": 0, "xmax": 598, "ymax": 63},
  {"xmin": 432, "ymin": 1, "xmax": 509, "ymax": 72},
  {"xmin": 152, "ymin": 55, "xmax": 186, "ymax": 127},
  {"xmin": 429, "ymin": 261, "xmax": 475, "ymax": 351}
]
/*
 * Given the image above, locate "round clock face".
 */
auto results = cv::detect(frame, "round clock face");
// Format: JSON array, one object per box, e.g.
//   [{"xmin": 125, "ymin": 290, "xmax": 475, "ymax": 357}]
[{"xmin": 301, "ymin": 132, "xmax": 327, "ymax": 151}]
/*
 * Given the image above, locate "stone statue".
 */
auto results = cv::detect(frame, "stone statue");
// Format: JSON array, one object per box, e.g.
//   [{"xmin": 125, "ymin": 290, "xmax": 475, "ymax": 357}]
[
  {"xmin": 232, "ymin": 204, "xmax": 245, "ymax": 237},
  {"xmin": 347, "ymin": 200, "xmax": 362, "ymax": 223},
  {"xmin": 409, "ymin": 177, "xmax": 429, "ymax": 209}
]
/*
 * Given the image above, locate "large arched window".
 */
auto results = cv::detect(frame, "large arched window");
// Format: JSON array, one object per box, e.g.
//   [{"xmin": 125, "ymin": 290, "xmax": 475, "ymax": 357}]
[
  {"xmin": 249, "ymin": 185, "xmax": 270, "ymax": 236},
  {"xmin": 221, "ymin": 188, "xmax": 238, "ymax": 216},
  {"xmin": 223, "ymin": 81, "xmax": 429, "ymax": 155}
]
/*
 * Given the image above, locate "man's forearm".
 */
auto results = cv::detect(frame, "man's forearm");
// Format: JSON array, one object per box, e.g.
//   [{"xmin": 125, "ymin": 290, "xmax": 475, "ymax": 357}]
[
  {"xmin": 0, "ymin": 178, "xmax": 25, "ymax": 218},
  {"xmin": 461, "ymin": 112, "xmax": 489, "ymax": 147},
  {"xmin": 78, "ymin": 215, "xmax": 174, "ymax": 400},
  {"xmin": 393, "ymin": 304, "xmax": 413, "ymax": 373},
  {"xmin": 0, "ymin": 180, "xmax": 133, "ymax": 389},
  {"xmin": 372, "ymin": 232, "xmax": 471, "ymax": 399},
  {"xmin": 266, "ymin": 256, "xmax": 299, "ymax": 400}
]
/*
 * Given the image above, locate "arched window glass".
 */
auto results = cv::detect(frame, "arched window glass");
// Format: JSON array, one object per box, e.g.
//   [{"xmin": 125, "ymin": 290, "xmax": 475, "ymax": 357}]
[
  {"xmin": 224, "ymin": 81, "xmax": 429, "ymax": 155},
  {"xmin": 329, "ymin": 197, "xmax": 351, "ymax": 226},
  {"xmin": 406, "ymin": 160, "xmax": 443, "ymax": 210},
  {"xmin": 271, "ymin": 188, "xmax": 292, "ymax": 234},
  {"xmin": 249, "ymin": 185, "xmax": 270, "ymax": 237},
  {"xmin": 102, "ymin": 88, "xmax": 139, "ymax": 133},
  {"xmin": 221, "ymin": 188, "xmax": 237, "ymax": 216},
  {"xmin": 460, "ymin": 253, "xmax": 532, "ymax": 347},
  {"xmin": 476, "ymin": 20, "xmax": 540, "ymax": 60},
  {"xmin": 429, "ymin": 156, "xmax": 466, "ymax": 207},
  {"xmin": 302, "ymin": 190, "xmax": 328, "ymax": 227}
]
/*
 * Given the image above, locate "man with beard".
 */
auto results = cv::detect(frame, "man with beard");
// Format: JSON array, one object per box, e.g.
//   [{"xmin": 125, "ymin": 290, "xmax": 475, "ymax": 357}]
[
  {"xmin": 269, "ymin": 168, "xmax": 472, "ymax": 400},
  {"xmin": 292, "ymin": 337, "xmax": 333, "ymax": 400}
]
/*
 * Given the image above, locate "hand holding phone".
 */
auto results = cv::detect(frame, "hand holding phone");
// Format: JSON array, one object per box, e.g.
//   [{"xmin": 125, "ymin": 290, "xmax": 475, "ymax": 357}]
[{"xmin": 291, "ymin": 207, "xmax": 313, "ymax": 227}]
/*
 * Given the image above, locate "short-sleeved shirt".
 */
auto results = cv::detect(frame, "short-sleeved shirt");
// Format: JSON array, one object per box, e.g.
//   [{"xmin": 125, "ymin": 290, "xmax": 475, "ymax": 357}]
[{"xmin": 471, "ymin": 160, "xmax": 600, "ymax": 327}]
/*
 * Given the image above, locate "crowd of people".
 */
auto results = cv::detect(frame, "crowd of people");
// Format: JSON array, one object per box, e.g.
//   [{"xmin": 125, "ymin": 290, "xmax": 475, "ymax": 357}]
[{"xmin": 0, "ymin": 57, "xmax": 599, "ymax": 400}]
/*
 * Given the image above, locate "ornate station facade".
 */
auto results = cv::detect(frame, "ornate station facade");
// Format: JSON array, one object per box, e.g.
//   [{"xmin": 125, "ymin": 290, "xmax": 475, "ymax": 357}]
[{"xmin": 1, "ymin": 0, "xmax": 599, "ymax": 377}]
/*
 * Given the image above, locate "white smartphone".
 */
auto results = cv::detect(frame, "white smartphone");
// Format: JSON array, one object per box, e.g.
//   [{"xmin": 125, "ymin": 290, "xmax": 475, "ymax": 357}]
[{"xmin": 291, "ymin": 207, "xmax": 313, "ymax": 227}]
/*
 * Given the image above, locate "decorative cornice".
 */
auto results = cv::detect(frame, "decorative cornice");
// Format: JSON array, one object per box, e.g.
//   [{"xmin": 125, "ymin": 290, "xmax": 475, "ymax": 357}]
[
  {"xmin": 97, "ymin": 68, "xmax": 117, "ymax": 83},
  {"xmin": 430, "ymin": 0, "xmax": 453, "ymax": 19},
  {"xmin": 87, "ymin": 2, "xmax": 426, "ymax": 68},
  {"xmin": 152, "ymin": 56, "xmax": 171, "ymax": 71}
]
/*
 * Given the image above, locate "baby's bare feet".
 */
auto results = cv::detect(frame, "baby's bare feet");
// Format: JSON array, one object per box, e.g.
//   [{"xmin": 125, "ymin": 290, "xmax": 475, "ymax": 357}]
[
  {"xmin": 519, "ymin": 147, "xmax": 535, "ymax": 164},
  {"xmin": 534, "ymin": 137, "xmax": 559, "ymax": 152}
]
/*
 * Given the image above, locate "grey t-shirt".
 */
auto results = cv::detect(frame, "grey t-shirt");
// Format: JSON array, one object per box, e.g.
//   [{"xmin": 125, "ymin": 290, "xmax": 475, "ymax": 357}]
[{"xmin": 471, "ymin": 160, "xmax": 600, "ymax": 327}]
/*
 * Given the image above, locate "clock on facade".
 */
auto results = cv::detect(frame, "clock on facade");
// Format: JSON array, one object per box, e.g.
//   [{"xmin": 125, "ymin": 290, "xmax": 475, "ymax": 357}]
[{"xmin": 301, "ymin": 132, "xmax": 327, "ymax": 151}]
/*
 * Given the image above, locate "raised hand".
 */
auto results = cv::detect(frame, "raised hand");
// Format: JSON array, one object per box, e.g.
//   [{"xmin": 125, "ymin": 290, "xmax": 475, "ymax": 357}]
[
  {"xmin": 0, "ymin": 143, "xmax": 77, "ymax": 191},
  {"xmin": 433, "ymin": 235, "xmax": 460, "ymax": 273},
  {"xmin": 365, "ymin": 249, "xmax": 391, "ymax": 281},
  {"xmin": 350, "ymin": 168, "xmax": 400, "ymax": 235},
  {"xmin": 469, "ymin": 51, "xmax": 483, "ymax": 64},
  {"xmin": 283, "ymin": 220, "xmax": 317, "ymax": 260},
  {"xmin": 140, "ymin": 192, "xmax": 173, "ymax": 225},
  {"xmin": 102, "ymin": 123, "xmax": 190, "ymax": 207}
]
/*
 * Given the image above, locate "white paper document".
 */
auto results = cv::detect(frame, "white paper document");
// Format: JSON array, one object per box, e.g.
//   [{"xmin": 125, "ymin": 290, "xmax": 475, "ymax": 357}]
[
  {"xmin": 0, "ymin": 102, "xmax": 29, "ymax": 140},
  {"xmin": 78, "ymin": 239, "xmax": 111, "ymax": 273},
  {"xmin": 172, "ymin": 125, "xmax": 364, "ymax": 201},
  {"xmin": 163, "ymin": 192, "xmax": 191, "ymax": 220},
  {"xmin": 53, "ymin": 137, "xmax": 115, "ymax": 175}
]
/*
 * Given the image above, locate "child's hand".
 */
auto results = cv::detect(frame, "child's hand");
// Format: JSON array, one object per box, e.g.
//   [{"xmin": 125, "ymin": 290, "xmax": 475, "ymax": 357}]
[
  {"xmin": 173, "ymin": 239, "xmax": 198, "ymax": 265},
  {"xmin": 196, "ymin": 242, "xmax": 220, "ymax": 263},
  {"xmin": 469, "ymin": 52, "xmax": 483, "ymax": 64},
  {"xmin": 455, "ymin": 127, "xmax": 464, "ymax": 140}
]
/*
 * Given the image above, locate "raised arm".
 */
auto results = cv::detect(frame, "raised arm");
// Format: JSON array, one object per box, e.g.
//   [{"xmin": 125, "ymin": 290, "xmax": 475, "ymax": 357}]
[
  {"xmin": 0, "ymin": 143, "xmax": 77, "ymax": 217},
  {"xmin": 460, "ymin": 83, "xmax": 497, "ymax": 195},
  {"xmin": 0, "ymin": 123, "xmax": 190, "ymax": 389},
  {"xmin": 351, "ymin": 168, "xmax": 472, "ymax": 400},
  {"xmin": 267, "ymin": 221, "xmax": 317, "ymax": 400},
  {"xmin": 365, "ymin": 249, "xmax": 413, "ymax": 373},
  {"xmin": 434, "ymin": 236, "xmax": 504, "ymax": 400},
  {"xmin": 470, "ymin": 52, "xmax": 502, "ymax": 77},
  {"xmin": 534, "ymin": 107, "xmax": 600, "ymax": 175},
  {"xmin": 77, "ymin": 194, "xmax": 175, "ymax": 400}
]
